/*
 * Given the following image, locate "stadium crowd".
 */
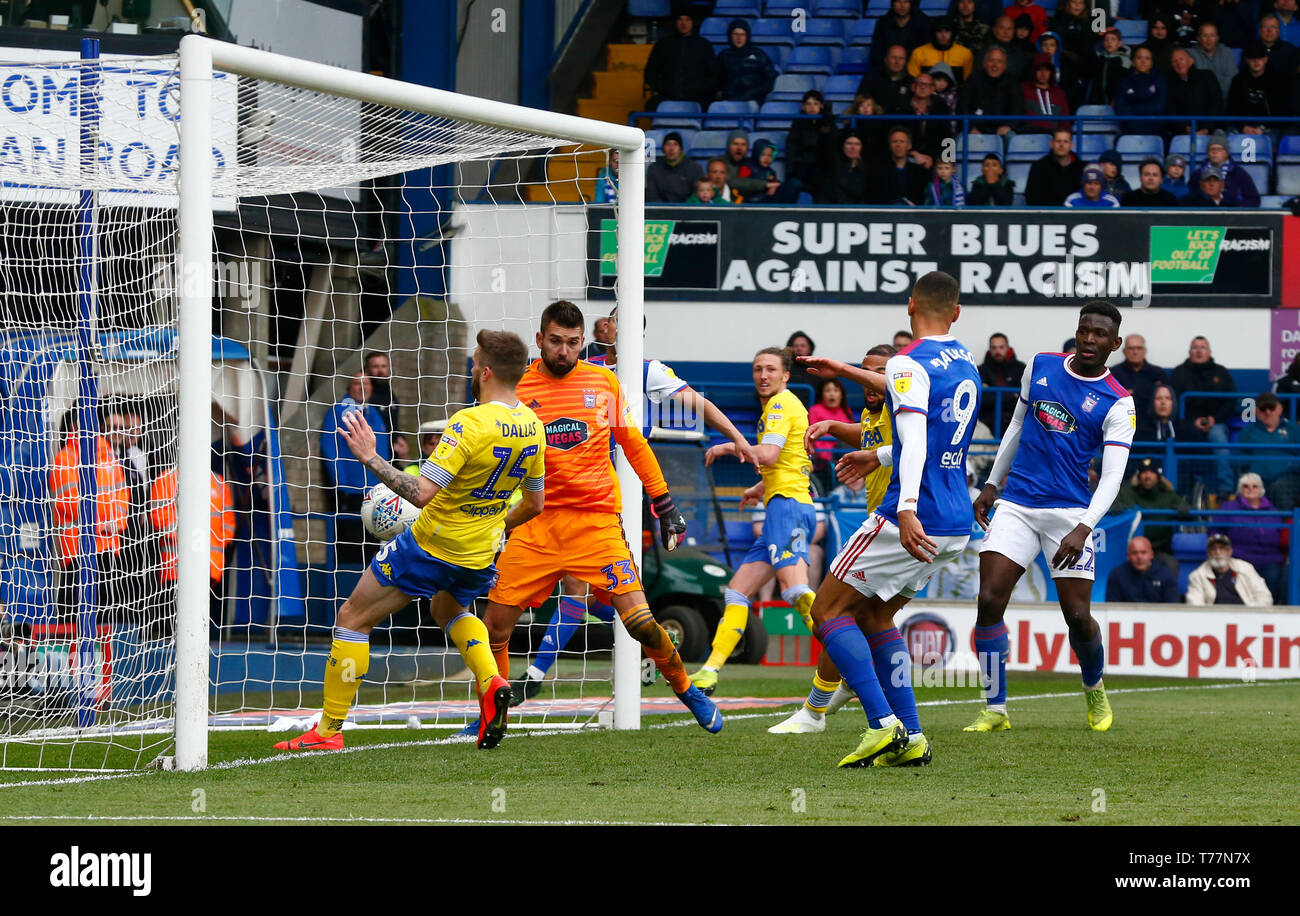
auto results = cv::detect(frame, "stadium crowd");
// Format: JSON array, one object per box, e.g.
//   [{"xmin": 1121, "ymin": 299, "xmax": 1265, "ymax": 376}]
[{"xmin": 635, "ymin": 2, "xmax": 1300, "ymax": 207}]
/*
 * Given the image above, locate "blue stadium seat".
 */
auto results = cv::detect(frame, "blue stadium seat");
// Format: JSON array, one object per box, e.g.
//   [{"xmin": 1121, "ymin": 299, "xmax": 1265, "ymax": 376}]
[
  {"xmin": 1116, "ymin": 134, "xmax": 1164, "ymax": 161},
  {"xmin": 703, "ymin": 99, "xmax": 759, "ymax": 129},
  {"xmin": 865, "ymin": 0, "xmax": 892, "ymax": 11},
  {"xmin": 796, "ymin": 19, "xmax": 847, "ymax": 46},
  {"xmin": 1077, "ymin": 134, "xmax": 1111, "ymax": 158},
  {"xmin": 812, "ymin": 0, "xmax": 863, "ymax": 16},
  {"xmin": 1228, "ymin": 133, "xmax": 1272, "ymax": 164},
  {"xmin": 750, "ymin": 18, "xmax": 798, "ymax": 48},
  {"xmin": 1076, "ymin": 104, "xmax": 1118, "ymax": 134},
  {"xmin": 1116, "ymin": 21, "xmax": 1147, "ymax": 44},
  {"xmin": 1279, "ymin": 136, "xmax": 1300, "ymax": 163},
  {"xmin": 962, "ymin": 132, "xmax": 1003, "ymax": 161},
  {"xmin": 629, "ymin": 0, "xmax": 672, "ymax": 15},
  {"xmin": 1007, "ymin": 133, "xmax": 1051, "ymax": 160},
  {"xmin": 651, "ymin": 100, "xmax": 703, "ymax": 129},
  {"xmin": 767, "ymin": 45, "xmax": 791, "ymax": 70},
  {"xmin": 822, "ymin": 73, "xmax": 862, "ymax": 103},
  {"xmin": 1169, "ymin": 133, "xmax": 1209, "ymax": 161},
  {"xmin": 785, "ymin": 45, "xmax": 838, "ymax": 75},
  {"xmin": 919, "ymin": 0, "xmax": 948, "ymax": 12},
  {"xmin": 756, "ymin": 100, "xmax": 802, "ymax": 131},
  {"xmin": 1261, "ymin": 194, "xmax": 1294, "ymax": 208},
  {"xmin": 837, "ymin": 45, "xmax": 872, "ymax": 74},
  {"xmin": 1172, "ymin": 532, "xmax": 1207, "ymax": 561},
  {"xmin": 763, "ymin": 1, "xmax": 804, "ymax": 14},
  {"xmin": 700, "ymin": 17, "xmax": 729, "ymax": 43},
  {"xmin": 1231, "ymin": 46, "xmax": 1243, "ymax": 67},
  {"xmin": 713, "ymin": 0, "xmax": 762, "ymax": 16},
  {"xmin": 767, "ymin": 73, "xmax": 821, "ymax": 101},
  {"xmin": 1007, "ymin": 161, "xmax": 1032, "ymax": 191},
  {"xmin": 1239, "ymin": 163, "xmax": 1271, "ymax": 195},
  {"xmin": 846, "ymin": 18, "xmax": 878, "ymax": 46},
  {"xmin": 687, "ymin": 129, "xmax": 729, "ymax": 158}
]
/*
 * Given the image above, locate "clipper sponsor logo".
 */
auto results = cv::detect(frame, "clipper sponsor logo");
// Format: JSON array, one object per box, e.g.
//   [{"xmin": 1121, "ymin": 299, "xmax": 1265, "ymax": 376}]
[
  {"xmin": 901, "ymin": 612, "xmax": 956, "ymax": 669},
  {"xmin": 544, "ymin": 417, "xmax": 589, "ymax": 450},
  {"xmin": 50, "ymin": 847, "xmax": 152, "ymax": 896},
  {"xmin": 1033, "ymin": 400, "xmax": 1077, "ymax": 434}
]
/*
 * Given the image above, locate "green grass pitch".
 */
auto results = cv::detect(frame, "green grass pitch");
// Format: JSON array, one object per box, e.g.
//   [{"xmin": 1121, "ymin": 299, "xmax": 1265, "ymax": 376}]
[{"xmin": 1, "ymin": 668, "xmax": 1296, "ymax": 826}]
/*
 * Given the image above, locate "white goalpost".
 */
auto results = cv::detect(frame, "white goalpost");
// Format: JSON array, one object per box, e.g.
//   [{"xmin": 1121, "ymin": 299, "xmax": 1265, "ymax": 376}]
[{"xmin": 0, "ymin": 35, "xmax": 646, "ymax": 771}]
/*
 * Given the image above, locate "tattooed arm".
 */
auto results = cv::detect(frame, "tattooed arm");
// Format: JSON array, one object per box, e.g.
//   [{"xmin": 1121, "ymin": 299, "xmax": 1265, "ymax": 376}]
[{"xmin": 340, "ymin": 409, "xmax": 439, "ymax": 508}]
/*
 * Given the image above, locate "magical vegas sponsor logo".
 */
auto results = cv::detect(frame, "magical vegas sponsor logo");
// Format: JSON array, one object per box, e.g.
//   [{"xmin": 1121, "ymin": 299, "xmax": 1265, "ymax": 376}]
[
  {"xmin": 544, "ymin": 417, "xmax": 588, "ymax": 450},
  {"xmin": 1033, "ymin": 400, "xmax": 1077, "ymax": 434}
]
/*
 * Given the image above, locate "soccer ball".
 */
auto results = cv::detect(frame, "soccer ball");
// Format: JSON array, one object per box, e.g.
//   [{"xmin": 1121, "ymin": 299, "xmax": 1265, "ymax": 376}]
[{"xmin": 360, "ymin": 483, "xmax": 421, "ymax": 541}]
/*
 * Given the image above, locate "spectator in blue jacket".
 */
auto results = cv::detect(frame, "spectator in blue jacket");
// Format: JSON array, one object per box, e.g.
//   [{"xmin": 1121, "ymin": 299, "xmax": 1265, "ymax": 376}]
[
  {"xmin": 717, "ymin": 19, "xmax": 777, "ymax": 103},
  {"xmin": 1162, "ymin": 153, "xmax": 1189, "ymax": 198},
  {"xmin": 1114, "ymin": 46, "xmax": 1168, "ymax": 122},
  {"xmin": 1236, "ymin": 392, "xmax": 1296, "ymax": 487},
  {"xmin": 1105, "ymin": 536, "xmax": 1181, "ymax": 603},
  {"xmin": 1065, "ymin": 164, "xmax": 1121, "ymax": 207},
  {"xmin": 1203, "ymin": 131, "xmax": 1261, "ymax": 208},
  {"xmin": 321, "ymin": 372, "xmax": 391, "ymax": 560}
]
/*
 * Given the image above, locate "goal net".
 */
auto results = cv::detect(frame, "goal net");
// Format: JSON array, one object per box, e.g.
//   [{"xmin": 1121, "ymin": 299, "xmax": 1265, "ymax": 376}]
[{"xmin": 0, "ymin": 37, "xmax": 646, "ymax": 771}]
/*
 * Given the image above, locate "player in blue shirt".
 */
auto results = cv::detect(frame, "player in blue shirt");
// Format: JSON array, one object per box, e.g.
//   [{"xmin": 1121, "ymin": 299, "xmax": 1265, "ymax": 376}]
[
  {"xmin": 800, "ymin": 271, "xmax": 981, "ymax": 768},
  {"xmin": 968, "ymin": 301, "xmax": 1135, "ymax": 734}
]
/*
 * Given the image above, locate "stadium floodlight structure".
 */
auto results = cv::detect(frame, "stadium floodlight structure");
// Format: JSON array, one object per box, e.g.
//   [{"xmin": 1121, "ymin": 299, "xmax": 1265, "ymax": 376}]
[{"xmin": 0, "ymin": 35, "xmax": 645, "ymax": 772}]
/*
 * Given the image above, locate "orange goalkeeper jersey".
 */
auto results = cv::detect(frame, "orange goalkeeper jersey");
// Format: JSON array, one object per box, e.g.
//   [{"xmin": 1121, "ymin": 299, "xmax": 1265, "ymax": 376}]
[{"xmin": 516, "ymin": 359, "xmax": 667, "ymax": 514}]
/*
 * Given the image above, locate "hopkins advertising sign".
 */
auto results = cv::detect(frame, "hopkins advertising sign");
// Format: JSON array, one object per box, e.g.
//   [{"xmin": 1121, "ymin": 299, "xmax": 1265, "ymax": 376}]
[{"xmin": 587, "ymin": 207, "xmax": 1282, "ymax": 306}]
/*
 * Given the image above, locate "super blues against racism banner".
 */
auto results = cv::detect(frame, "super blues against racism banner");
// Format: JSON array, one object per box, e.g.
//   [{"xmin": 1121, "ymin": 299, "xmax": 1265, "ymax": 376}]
[{"xmin": 589, "ymin": 207, "xmax": 1284, "ymax": 307}]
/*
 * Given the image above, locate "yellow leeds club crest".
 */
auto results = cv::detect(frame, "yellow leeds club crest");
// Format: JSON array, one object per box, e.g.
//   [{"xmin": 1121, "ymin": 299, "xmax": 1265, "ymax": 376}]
[{"xmin": 892, "ymin": 371, "xmax": 912, "ymax": 394}]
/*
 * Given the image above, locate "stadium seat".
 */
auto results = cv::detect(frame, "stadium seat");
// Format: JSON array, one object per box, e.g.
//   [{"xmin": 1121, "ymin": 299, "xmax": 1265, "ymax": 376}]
[
  {"xmin": 1239, "ymin": 163, "xmax": 1271, "ymax": 195},
  {"xmin": 812, "ymin": 0, "xmax": 863, "ymax": 16},
  {"xmin": 651, "ymin": 101, "xmax": 703, "ymax": 130},
  {"xmin": 756, "ymin": 100, "xmax": 802, "ymax": 131},
  {"xmin": 1278, "ymin": 136, "xmax": 1300, "ymax": 163},
  {"xmin": 847, "ymin": 19, "xmax": 878, "ymax": 47},
  {"xmin": 961, "ymin": 132, "xmax": 1003, "ymax": 162},
  {"xmin": 1077, "ymin": 134, "xmax": 1111, "ymax": 158},
  {"xmin": 703, "ymin": 99, "xmax": 759, "ymax": 130},
  {"xmin": 796, "ymin": 19, "xmax": 847, "ymax": 46},
  {"xmin": 699, "ymin": 17, "xmax": 729, "ymax": 43},
  {"xmin": 1007, "ymin": 161, "xmax": 1032, "ymax": 191},
  {"xmin": 1172, "ymin": 532, "xmax": 1207, "ymax": 562},
  {"xmin": 1231, "ymin": 46, "xmax": 1243, "ymax": 67},
  {"xmin": 687, "ymin": 129, "xmax": 729, "ymax": 159},
  {"xmin": 750, "ymin": 18, "xmax": 798, "ymax": 48},
  {"xmin": 1116, "ymin": 134, "xmax": 1164, "ymax": 161},
  {"xmin": 767, "ymin": 45, "xmax": 791, "ymax": 70},
  {"xmin": 713, "ymin": 0, "xmax": 762, "ymax": 16},
  {"xmin": 1122, "ymin": 163, "xmax": 1141, "ymax": 189},
  {"xmin": 822, "ymin": 73, "xmax": 862, "ymax": 104},
  {"xmin": 1228, "ymin": 133, "xmax": 1272, "ymax": 165},
  {"xmin": 1261, "ymin": 194, "xmax": 1293, "ymax": 208},
  {"xmin": 1116, "ymin": 21, "xmax": 1147, "ymax": 44},
  {"xmin": 836, "ymin": 45, "xmax": 872, "ymax": 74},
  {"xmin": 784, "ymin": 45, "xmax": 838, "ymax": 75},
  {"xmin": 1076, "ymin": 104, "xmax": 1118, "ymax": 134},
  {"xmin": 768, "ymin": 73, "xmax": 821, "ymax": 102},
  {"xmin": 1170, "ymin": 133, "xmax": 1210, "ymax": 161},
  {"xmin": 1007, "ymin": 133, "xmax": 1051, "ymax": 160},
  {"xmin": 629, "ymin": 0, "xmax": 672, "ymax": 15},
  {"xmin": 919, "ymin": 0, "xmax": 948, "ymax": 12},
  {"xmin": 763, "ymin": 1, "xmax": 804, "ymax": 14}
]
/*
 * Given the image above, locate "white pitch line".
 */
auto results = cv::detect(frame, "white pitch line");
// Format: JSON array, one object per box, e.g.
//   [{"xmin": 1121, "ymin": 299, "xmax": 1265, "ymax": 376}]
[
  {"xmin": 0, "ymin": 813, "xmax": 740, "ymax": 827},
  {"xmin": 1, "ymin": 679, "xmax": 1293, "ymax": 792}
]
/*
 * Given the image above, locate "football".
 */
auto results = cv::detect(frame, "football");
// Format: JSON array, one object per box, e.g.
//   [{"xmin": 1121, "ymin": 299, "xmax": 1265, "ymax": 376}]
[{"xmin": 360, "ymin": 483, "xmax": 422, "ymax": 541}]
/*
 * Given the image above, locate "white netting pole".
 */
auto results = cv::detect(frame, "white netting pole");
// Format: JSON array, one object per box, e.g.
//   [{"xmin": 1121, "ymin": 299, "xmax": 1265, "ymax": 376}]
[
  {"xmin": 613, "ymin": 138, "xmax": 645, "ymax": 730},
  {"xmin": 174, "ymin": 35, "xmax": 214, "ymax": 771}
]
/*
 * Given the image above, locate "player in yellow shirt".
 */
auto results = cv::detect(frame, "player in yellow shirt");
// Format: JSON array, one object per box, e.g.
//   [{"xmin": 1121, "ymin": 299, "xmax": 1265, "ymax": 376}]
[
  {"xmin": 770, "ymin": 343, "xmax": 897, "ymax": 733},
  {"xmin": 275, "ymin": 330, "xmax": 545, "ymax": 753},
  {"xmin": 689, "ymin": 347, "xmax": 817, "ymax": 695}
]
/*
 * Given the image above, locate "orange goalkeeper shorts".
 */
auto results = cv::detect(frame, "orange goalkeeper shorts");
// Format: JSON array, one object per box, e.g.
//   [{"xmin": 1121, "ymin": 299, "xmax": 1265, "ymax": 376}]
[{"xmin": 489, "ymin": 506, "xmax": 643, "ymax": 609}]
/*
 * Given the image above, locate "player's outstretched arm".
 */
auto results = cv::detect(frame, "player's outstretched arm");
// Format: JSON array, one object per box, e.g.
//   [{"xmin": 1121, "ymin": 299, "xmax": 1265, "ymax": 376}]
[
  {"xmin": 674, "ymin": 388, "xmax": 760, "ymax": 468},
  {"xmin": 341, "ymin": 409, "xmax": 439, "ymax": 508},
  {"xmin": 797, "ymin": 356, "xmax": 887, "ymax": 396},
  {"xmin": 804, "ymin": 419, "xmax": 864, "ymax": 455}
]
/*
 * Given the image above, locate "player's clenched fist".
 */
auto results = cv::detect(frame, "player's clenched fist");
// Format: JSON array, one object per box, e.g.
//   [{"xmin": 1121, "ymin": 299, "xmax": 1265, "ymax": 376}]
[{"xmin": 651, "ymin": 492, "xmax": 686, "ymax": 551}]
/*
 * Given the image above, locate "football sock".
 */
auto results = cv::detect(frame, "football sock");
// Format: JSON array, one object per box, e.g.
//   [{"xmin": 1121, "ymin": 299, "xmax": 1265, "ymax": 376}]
[
  {"xmin": 446, "ymin": 612, "xmax": 498, "ymax": 695},
  {"xmin": 869, "ymin": 627, "xmax": 922, "ymax": 735},
  {"xmin": 1070, "ymin": 629, "xmax": 1105, "ymax": 689},
  {"xmin": 619, "ymin": 602, "xmax": 690, "ymax": 692},
  {"xmin": 781, "ymin": 584, "xmax": 816, "ymax": 632},
  {"xmin": 490, "ymin": 638, "xmax": 510, "ymax": 680},
  {"xmin": 803, "ymin": 672, "xmax": 839, "ymax": 715},
  {"xmin": 973, "ymin": 622, "xmax": 1010, "ymax": 706},
  {"xmin": 817, "ymin": 615, "xmax": 896, "ymax": 728},
  {"xmin": 319, "ymin": 627, "xmax": 370, "ymax": 737},
  {"xmin": 703, "ymin": 589, "xmax": 750, "ymax": 670},
  {"xmin": 532, "ymin": 596, "xmax": 587, "ymax": 677}
]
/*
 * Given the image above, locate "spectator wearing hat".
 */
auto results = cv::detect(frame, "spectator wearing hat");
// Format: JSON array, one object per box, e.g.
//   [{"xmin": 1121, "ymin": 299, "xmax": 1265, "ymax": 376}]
[
  {"xmin": 1167, "ymin": 48, "xmax": 1226, "ymax": 137},
  {"xmin": 967, "ymin": 152, "xmax": 1016, "ymax": 204},
  {"xmin": 1181, "ymin": 164, "xmax": 1234, "ymax": 206},
  {"xmin": 1115, "ymin": 46, "xmax": 1168, "ymax": 120},
  {"xmin": 871, "ymin": 0, "xmax": 934, "ymax": 71},
  {"xmin": 1112, "ymin": 456, "xmax": 1190, "ymax": 565},
  {"xmin": 1025, "ymin": 127, "xmax": 1082, "ymax": 204},
  {"xmin": 1203, "ymin": 131, "xmax": 1260, "ymax": 207},
  {"xmin": 720, "ymin": 129, "xmax": 773, "ymax": 202},
  {"xmin": 1185, "ymin": 533, "xmax": 1274, "ymax": 606},
  {"xmin": 1236, "ymin": 392, "xmax": 1296, "ymax": 488},
  {"xmin": 1088, "ymin": 27, "xmax": 1132, "ymax": 106},
  {"xmin": 1036, "ymin": 29, "xmax": 1086, "ymax": 109},
  {"xmin": 739, "ymin": 137, "xmax": 800, "ymax": 204},
  {"xmin": 1162, "ymin": 153, "xmax": 1189, "ymax": 197},
  {"xmin": 1097, "ymin": 149, "xmax": 1131, "ymax": 195},
  {"xmin": 928, "ymin": 61, "xmax": 961, "ymax": 113},
  {"xmin": 643, "ymin": 9, "xmax": 719, "ymax": 111},
  {"xmin": 1228, "ymin": 43, "xmax": 1287, "ymax": 139},
  {"xmin": 785, "ymin": 91, "xmax": 838, "ymax": 199},
  {"xmin": 1140, "ymin": 14, "xmax": 1178, "ymax": 74},
  {"xmin": 1190, "ymin": 22, "xmax": 1238, "ymax": 100},
  {"xmin": 646, "ymin": 131, "xmax": 704, "ymax": 203},
  {"xmin": 1021, "ymin": 51, "xmax": 1071, "ymax": 131},
  {"xmin": 717, "ymin": 19, "xmax": 777, "ymax": 103},
  {"xmin": 1106, "ymin": 536, "xmax": 1181, "ymax": 603},
  {"xmin": 1212, "ymin": 472, "xmax": 1287, "ymax": 601},
  {"xmin": 1065, "ymin": 165, "xmax": 1121, "ymax": 207},
  {"xmin": 1004, "ymin": 0, "xmax": 1048, "ymax": 41},
  {"xmin": 1257, "ymin": 14, "xmax": 1299, "ymax": 78},
  {"xmin": 1012, "ymin": 15, "xmax": 1038, "ymax": 60},
  {"xmin": 1121, "ymin": 158, "xmax": 1182, "ymax": 206},
  {"xmin": 908, "ymin": 17, "xmax": 976, "ymax": 79}
]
